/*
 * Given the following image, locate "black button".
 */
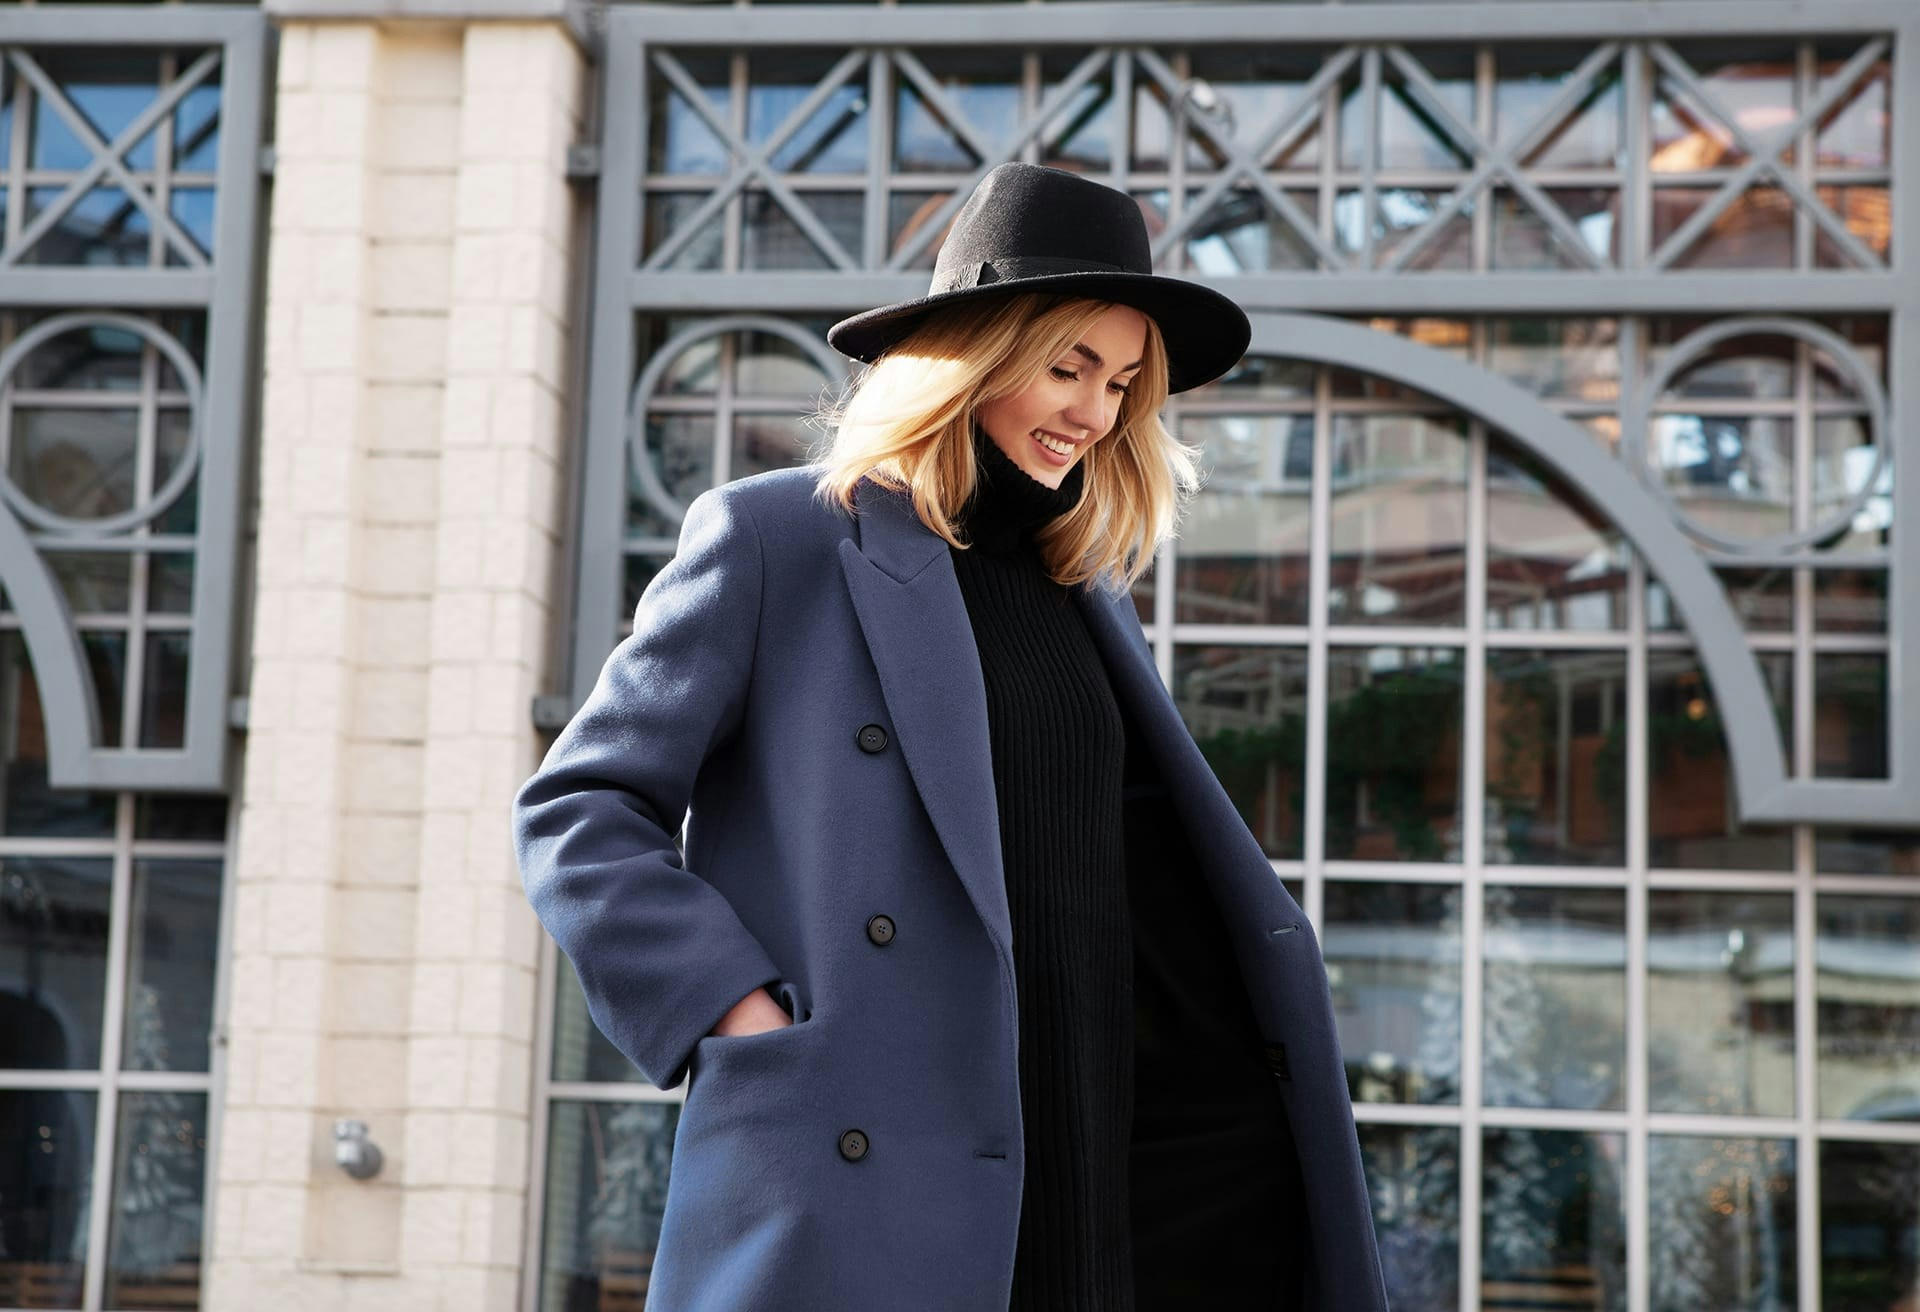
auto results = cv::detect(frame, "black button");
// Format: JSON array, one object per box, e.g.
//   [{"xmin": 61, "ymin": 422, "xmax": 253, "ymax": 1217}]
[
  {"xmin": 838, "ymin": 1128, "xmax": 870, "ymax": 1162},
  {"xmin": 866, "ymin": 914, "xmax": 896, "ymax": 946},
  {"xmin": 856, "ymin": 723, "xmax": 889, "ymax": 753}
]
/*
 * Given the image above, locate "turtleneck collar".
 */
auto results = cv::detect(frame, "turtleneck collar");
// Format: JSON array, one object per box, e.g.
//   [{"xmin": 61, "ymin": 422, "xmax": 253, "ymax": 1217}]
[{"xmin": 956, "ymin": 420, "xmax": 1086, "ymax": 557}]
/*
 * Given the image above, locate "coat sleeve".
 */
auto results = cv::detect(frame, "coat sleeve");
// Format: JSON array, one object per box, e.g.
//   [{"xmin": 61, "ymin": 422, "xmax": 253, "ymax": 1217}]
[{"xmin": 513, "ymin": 482, "xmax": 783, "ymax": 1091}]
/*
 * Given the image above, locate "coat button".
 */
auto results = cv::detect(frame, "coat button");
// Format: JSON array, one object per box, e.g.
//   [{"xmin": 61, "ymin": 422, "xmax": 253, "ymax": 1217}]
[
  {"xmin": 866, "ymin": 914, "xmax": 896, "ymax": 946},
  {"xmin": 856, "ymin": 723, "xmax": 889, "ymax": 753},
  {"xmin": 838, "ymin": 1129, "xmax": 870, "ymax": 1162}
]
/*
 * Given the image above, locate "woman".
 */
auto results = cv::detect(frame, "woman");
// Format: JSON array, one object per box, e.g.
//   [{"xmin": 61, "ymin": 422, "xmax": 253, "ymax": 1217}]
[{"xmin": 514, "ymin": 162, "xmax": 1387, "ymax": 1311}]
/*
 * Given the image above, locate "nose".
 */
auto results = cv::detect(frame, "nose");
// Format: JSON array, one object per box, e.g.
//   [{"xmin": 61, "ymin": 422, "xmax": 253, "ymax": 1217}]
[{"xmin": 1060, "ymin": 391, "xmax": 1110, "ymax": 439}]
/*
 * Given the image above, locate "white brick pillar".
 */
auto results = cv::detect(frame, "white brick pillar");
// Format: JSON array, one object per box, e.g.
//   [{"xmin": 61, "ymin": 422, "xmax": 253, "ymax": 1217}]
[{"xmin": 215, "ymin": 15, "xmax": 582, "ymax": 1311}]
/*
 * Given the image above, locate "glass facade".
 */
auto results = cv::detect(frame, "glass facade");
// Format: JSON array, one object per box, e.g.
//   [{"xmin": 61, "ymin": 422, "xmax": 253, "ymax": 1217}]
[{"xmin": 541, "ymin": 17, "xmax": 1918, "ymax": 1311}]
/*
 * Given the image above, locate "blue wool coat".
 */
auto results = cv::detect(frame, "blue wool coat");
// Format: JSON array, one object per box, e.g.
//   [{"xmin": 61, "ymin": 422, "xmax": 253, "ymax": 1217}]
[{"xmin": 513, "ymin": 466, "xmax": 1390, "ymax": 1311}]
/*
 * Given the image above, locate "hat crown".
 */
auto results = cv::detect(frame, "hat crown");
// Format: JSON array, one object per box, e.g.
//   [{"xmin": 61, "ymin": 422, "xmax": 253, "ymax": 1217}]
[{"xmin": 929, "ymin": 163, "xmax": 1153, "ymax": 293}]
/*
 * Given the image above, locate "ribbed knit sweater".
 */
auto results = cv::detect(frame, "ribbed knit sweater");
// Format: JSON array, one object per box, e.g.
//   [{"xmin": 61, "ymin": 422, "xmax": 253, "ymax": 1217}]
[
  {"xmin": 948, "ymin": 424, "xmax": 1135, "ymax": 1311},
  {"xmin": 950, "ymin": 423, "xmax": 1309, "ymax": 1310}
]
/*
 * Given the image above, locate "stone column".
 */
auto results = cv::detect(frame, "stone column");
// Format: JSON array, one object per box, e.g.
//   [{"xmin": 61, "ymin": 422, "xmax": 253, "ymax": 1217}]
[{"xmin": 212, "ymin": 13, "xmax": 582, "ymax": 1309}]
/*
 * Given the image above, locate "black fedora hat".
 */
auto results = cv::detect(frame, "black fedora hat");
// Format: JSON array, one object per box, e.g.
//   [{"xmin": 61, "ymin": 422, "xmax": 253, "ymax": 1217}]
[{"xmin": 826, "ymin": 162, "xmax": 1250, "ymax": 394}]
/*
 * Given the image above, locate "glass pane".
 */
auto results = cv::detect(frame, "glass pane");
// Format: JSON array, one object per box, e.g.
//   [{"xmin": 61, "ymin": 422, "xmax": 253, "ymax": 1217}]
[
  {"xmin": 150, "ymin": 553, "xmax": 195, "ymax": 614},
  {"xmin": 22, "ymin": 186, "xmax": 153, "ymax": 268},
  {"xmin": 1483, "ymin": 885, "xmax": 1625, "ymax": 1111},
  {"xmin": 1487, "ymin": 447, "xmax": 1629, "ymax": 632},
  {"xmin": 1651, "ymin": 46, "xmax": 1796, "ymax": 175},
  {"xmin": 123, "ymin": 859, "xmax": 222, "ymax": 1073},
  {"xmin": 1649, "ymin": 1136, "xmax": 1797, "ymax": 1310},
  {"xmin": 1813, "ymin": 569, "xmax": 1887, "ymax": 635},
  {"xmin": 1482, "ymin": 1128, "xmax": 1626, "ymax": 1312},
  {"xmin": 134, "ymin": 794, "xmax": 226, "ymax": 843},
  {"xmin": 171, "ymin": 77, "xmax": 222, "ymax": 174},
  {"xmin": 1813, "ymin": 828, "xmax": 1920, "ymax": 877},
  {"xmin": 1375, "ymin": 50, "xmax": 1474, "ymax": 171},
  {"xmin": 13, "ymin": 406, "xmax": 142, "ymax": 522},
  {"xmin": 1648, "ymin": 891, "xmax": 1796, "ymax": 1117},
  {"xmin": 1326, "ymin": 647, "xmax": 1463, "ymax": 862},
  {"xmin": 1361, "ymin": 1124, "xmax": 1460, "ymax": 1311},
  {"xmin": 1496, "ymin": 47, "xmax": 1622, "ymax": 171},
  {"xmin": 0, "ymin": 635, "xmax": 117, "ymax": 839},
  {"xmin": 551, "ymin": 955, "xmax": 645, "ymax": 1085},
  {"xmin": 640, "ymin": 192, "xmax": 721, "ymax": 270},
  {"xmin": 1325, "ymin": 882, "xmax": 1461, "ymax": 1105},
  {"xmin": 1660, "ymin": 187, "xmax": 1796, "ymax": 269},
  {"xmin": 1813, "ymin": 185, "xmax": 1892, "ymax": 268},
  {"xmin": 1175, "ymin": 416, "xmax": 1311, "ymax": 626},
  {"xmin": 1130, "ymin": 560, "xmax": 1154, "ymax": 627},
  {"xmin": 1374, "ymin": 188, "xmax": 1473, "ymax": 271},
  {"xmin": 537, "ymin": 1099, "xmax": 680, "ymax": 1312},
  {"xmin": 0, "ymin": 1089, "xmax": 95, "ymax": 1308},
  {"xmin": 0, "ymin": 857, "xmax": 112, "ymax": 1069},
  {"xmin": 747, "ymin": 52, "xmax": 867, "ymax": 176},
  {"xmin": 622, "ymin": 555, "xmax": 667, "ymax": 630},
  {"xmin": 104, "ymin": 1091, "xmax": 207, "ymax": 1309},
  {"xmin": 735, "ymin": 326, "xmax": 835, "ymax": 398},
  {"xmin": 630, "ymin": 414, "xmax": 715, "ymax": 538},
  {"xmin": 1486, "ymin": 318, "xmax": 1619, "ymax": 403},
  {"xmin": 1185, "ymin": 186, "xmax": 1320, "ymax": 275},
  {"xmin": 648, "ymin": 54, "xmax": 728, "ymax": 175},
  {"xmin": 140, "ymin": 631, "xmax": 190, "ymax": 750},
  {"xmin": 1812, "ymin": 415, "xmax": 1883, "ymax": 532},
  {"xmin": 165, "ymin": 188, "xmax": 215, "ymax": 263},
  {"xmin": 1038, "ymin": 51, "xmax": 1113, "ymax": 172},
  {"xmin": 1816, "ymin": 53, "xmax": 1890, "ymax": 168},
  {"xmin": 893, "ymin": 52, "xmax": 1019, "ymax": 173},
  {"xmin": 1820, "ymin": 1141, "xmax": 1920, "ymax": 1309},
  {"xmin": 1648, "ymin": 567, "xmax": 1792, "ymax": 634},
  {"xmin": 740, "ymin": 190, "xmax": 861, "ymax": 271},
  {"xmin": 33, "ymin": 52, "xmax": 161, "ymax": 170},
  {"xmin": 83, "ymin": 630, "xmax": 128, "ymax": 748},
  {"xmin": 1814, "ymin": 654, "xmax": 1888, "ymax": 780},
  {"xmin": 1658, "ymin": 328, "xmax": 1796, "ymax": 402},
  {"xmin": 1648, "ymin": 412, "xmax": 1793, "ymax": 542},
  {"xmin": 1647, "ymin": 650, "xmax": 1795, "ymax": 871},
  {"xmin": 1485, "ymin": 651, "xmax": 1627, "ymax": 866},
  {"xmin": 1171, "ymin": 646, "xmax": 1308, "ymax": 861},
  {"xmin": 1816, "ymin": 895, "xmax": 1920, "ymax": 1122},
  {"xmin": 1200, "ymin": 355, "xmax": 1315, "ymax": 402},
  {"xmin": 888, "ymin": 190, "xmax": 956, "ymax": 269},
  {"xmin": 1490, "ymin": 187, "xmax": 1618, "ymax": 270},
  {"xmin": 1328, "ymin": 415, "xmax": 1468, "ymax": 627},
  {"xmin": 730, "ymin": 414, "xmax": 813, "ymax": 483},
  {"xmin": 44, "ymin": 551, "xmax": 133, "ymax": 614},
  {"xmin": 1185, "ymin": 49, "xmax": 1323, "ymax": 173}
]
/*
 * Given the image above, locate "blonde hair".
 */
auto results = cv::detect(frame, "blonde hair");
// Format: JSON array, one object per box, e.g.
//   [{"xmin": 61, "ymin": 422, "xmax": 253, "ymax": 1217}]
[{"xmin": 807, "ymin": 292, "xmax": 1201, "ymax": 594}]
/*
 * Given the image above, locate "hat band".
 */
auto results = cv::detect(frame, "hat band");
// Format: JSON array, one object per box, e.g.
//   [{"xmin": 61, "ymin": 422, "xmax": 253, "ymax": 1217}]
[{"xmin": 941, "ymin": 255, "xmax": 1131, "ymax": 291}]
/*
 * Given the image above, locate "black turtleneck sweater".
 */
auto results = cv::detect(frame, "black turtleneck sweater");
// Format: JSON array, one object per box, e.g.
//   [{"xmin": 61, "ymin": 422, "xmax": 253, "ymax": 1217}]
[
  {"xmin": 950, "ymin": 425, "xmax": 1307, "ymax": 1310},
  {"xmin": 949, "ymin": 426, "xmax": 1135, "ymax": 1310}
]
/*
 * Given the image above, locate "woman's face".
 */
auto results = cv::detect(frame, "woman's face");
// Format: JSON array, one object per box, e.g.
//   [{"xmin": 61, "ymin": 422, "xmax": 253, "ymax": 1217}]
[{"xmin": 975, "ymin": 303, "xmax": 1149, "ymax": 490}]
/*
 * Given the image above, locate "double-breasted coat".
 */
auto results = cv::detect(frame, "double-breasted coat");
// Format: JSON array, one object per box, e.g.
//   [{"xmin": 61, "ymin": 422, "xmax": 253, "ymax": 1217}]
[{"xmin": 513, "ymin": 464, "xmax": 1391, "ymax": 1310}]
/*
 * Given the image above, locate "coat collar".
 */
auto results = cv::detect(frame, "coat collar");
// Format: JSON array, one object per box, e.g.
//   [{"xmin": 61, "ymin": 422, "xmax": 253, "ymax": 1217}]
[{"xmin": 836, "ymin": 474, "xmax": 1289, "ymax": 976}]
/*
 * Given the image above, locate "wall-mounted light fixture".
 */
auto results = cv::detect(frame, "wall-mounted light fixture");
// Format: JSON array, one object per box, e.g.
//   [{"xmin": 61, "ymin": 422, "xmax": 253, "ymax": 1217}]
[{"xmin": 332, "ymin": 1119, "xmax": 384, "ymax": 1180}]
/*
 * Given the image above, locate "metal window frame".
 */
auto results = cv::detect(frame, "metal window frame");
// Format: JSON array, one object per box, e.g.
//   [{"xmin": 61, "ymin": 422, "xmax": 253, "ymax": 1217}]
[
  {"xmin": 538, "ymin": 8, "xmax": 1920, "ymax": 1310},
  {"xmin": 0, "ymin": 7, "xmax": 267, "ymax": 794}
]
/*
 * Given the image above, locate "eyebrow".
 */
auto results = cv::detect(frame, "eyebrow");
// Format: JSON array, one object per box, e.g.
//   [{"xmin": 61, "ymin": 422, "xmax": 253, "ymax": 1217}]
[{"xmin": 1069, "ymin": 341, "xmax": 1143, "ymax": 373}]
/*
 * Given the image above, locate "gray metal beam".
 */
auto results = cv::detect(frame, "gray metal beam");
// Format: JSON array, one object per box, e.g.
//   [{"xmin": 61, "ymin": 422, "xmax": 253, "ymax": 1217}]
[
  {"xmin": 611, "ymin": 2, "xmax": 1911, "ymax": 46},
  {"xmin": 626, "ymin": 271, "xmax": 1901, "ymax": 316}
]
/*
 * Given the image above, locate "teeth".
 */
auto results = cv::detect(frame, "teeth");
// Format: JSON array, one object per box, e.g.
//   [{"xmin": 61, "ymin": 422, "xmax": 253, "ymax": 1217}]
[{"xmin": 1034, "ymin": 431, "xmax": 1072, "ymax": 456}]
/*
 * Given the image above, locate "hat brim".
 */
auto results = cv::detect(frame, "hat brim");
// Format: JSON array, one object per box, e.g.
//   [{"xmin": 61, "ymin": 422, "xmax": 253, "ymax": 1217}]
[{"xmin": 825, "ymin": 271, "xmax": 1251, "ymax": 395}]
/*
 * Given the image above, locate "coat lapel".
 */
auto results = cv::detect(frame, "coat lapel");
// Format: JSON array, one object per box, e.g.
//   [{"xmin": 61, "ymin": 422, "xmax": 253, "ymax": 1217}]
[{"xmin": 839, "ymin": 480, "xmax": 1011, "ymax": 961}]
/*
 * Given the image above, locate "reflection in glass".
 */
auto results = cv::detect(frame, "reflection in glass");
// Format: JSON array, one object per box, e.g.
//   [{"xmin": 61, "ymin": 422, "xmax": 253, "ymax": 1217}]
[
  {"xmin": 630, "ymin": 414, "xmax": 715, "ymax": 537},
  {"xmin": 1176, "ymin": 416, "xmax": 1311, "ymax": 626},
  {"xmin": 1185, "ymin": 49, "xmax": 1324, "ymax": 173},
  {"xmin": 0, "ymin": 1089, "xmax": 95, "ymax": 1308},
  {"xmin": 1495, "ymin": 47, "xmax": 1622, "ymax": 171},
  {"xmin": 731, "ymin": 415, "xmax": 813, "ymax": 482},
  {"xmin": 1328, "ymin": 415, "xmax": 1468, "ymax": 627},
  {"xmin": 0, "ymin": 636, "xmax": 118, "ymax": 839},
  {"xmin": 894, "ymin": 53, "xmax": 1019, "ymax": 173},
  {"xmin": 1813, "ymin": 827, "xmax": 1920, "ymax": 877},
  {"xmin": 1486, "ymin": 318, "xmax": 1619, "ymax": 402},
  {"xmin": 1172, "ymin": 646, "xmax": 1307, "ymax": 860},
  {"xmin": 1487, "ymin": 447, "xmax": 1629, "ymax": 632},
  {"xmin": 123, "ymin": 860, "xmax": 221, "ymax": 1073},
  {"xmin": 1817, "ymin": 56, "xmax": 1890, "ymax": 168},
  {"xmin": 1648, "ymin": 891, "xmax": 1795, "ymax": 1117},
  {"xmin": 22, "ymin": 186, "xmax": 153, "ymax": 268},
  {"xmin": 14, "ymin": 407, "xmax": 142, "ymax": 522},
  {"xmin": 1813, "ymin": 185, "xmax": 1892, "ymax": 267},
  {"xmin": 1650, "ymin": 47, "xmax": 1795, "ymax": 175},
  {"xmin": 1816, "ymin": 896, "xmax": 1920, "ymax": 1123},
  {"xmin": 888, "ymin": 191, "xmax": 956, "ymax": 269},
  {"xmin": 1648, "ymin": 412, "xmax": 1792, "ymax": 542},
  {"xmin": 746, "ymin": 53, "xmax": 868, "ymax": 176},
  {"xmin": 1484, "ymin": 885, "xmax": 1624, "ymax": 1110},
  {"xmin": 1647, "ymin": 651, "xmax": 1795, "ymax": 872},
  {"xmin": 1325, "ymin": 883, "xmax": 1461, "ymax": 1105},
  {"xmin": 1482, "ymin": 1128, "xmax": 1625, "ymax": 1312},
  {"xmin": 1185, "ymin": 187, "xmax": 1320, "ymax": 275},
  {"xmin": 1485, "ymin": 651, "xmax": 1626, "ymax": 865},
  {"xmin": 134, "ymin": 794, "xmax": 226, "ymax": 843},
  {"xmin": 0, "ymin": 857, "xmax": 112, "ymax": 1069},
  {"xmin": 1326, "ymin": 648, "xmax": 1463, "ymax": 862},
  {"xmin": 641, "ymin": 192, "xmax": 722, "ymax": 270},
  {"xmin": 538, "ymin": 1100, "xmax": 680, "ymax": 1312},
  {"xmin": 1368, "ymin": 188, "xmax": 1472, "ymax": 271},
  {"xmin": 740, "ymin": 190, "xmax": 862, "ymax": 270},
  {"xmin": 1820, "ymin": 1140, "xmax": 1920, "ymax": 1309},
  {"xmin": 649, "ymin": 56, "xmax": 729, "ymax": 175},
  {"xmin": 1649, "ymin": 1136, "xmax": 1796, "ymax": 1310},
  {"xmin": 140, "ymin": 631, "xmax": 190, "ymax": 750},
  {"xmin": 1039, "ymin": 52, "xmax": 1113, "ymax": 172},
  {"xmin": 1814, "ymin": 654, "xmax": 1888, "ymax": 780},
  {"xmin": 1372, "ymin": 51, "xmax": 1474, "ymax": 171},
  {"xmin": 1813, "ymin": 569, "xmax": 1887, "ymax": 634},
  {"xmin": 1491, "ymin": 187, "xmax": 1618, "ymax": 269},
  {"xmin": 1360, "ymin": 1124, "xmax": 1459, "ymax": 1311},
  {"xmin": 552, "ymin": 955, "xmax": 646, "ymax": 1086},
  {"xmin": 105, "ymin": 1092, "xmax": 207, "ymax": 1309}
]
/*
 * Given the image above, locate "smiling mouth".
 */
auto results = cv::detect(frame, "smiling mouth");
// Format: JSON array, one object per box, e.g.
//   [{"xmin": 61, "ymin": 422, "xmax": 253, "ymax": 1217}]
[{"xmin": 1033, "ymin": 430, "xmax": 1076, "ymax": 456}]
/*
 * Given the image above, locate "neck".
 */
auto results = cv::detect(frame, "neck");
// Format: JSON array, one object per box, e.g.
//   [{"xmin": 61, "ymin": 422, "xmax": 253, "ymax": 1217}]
[{"xmin": 957, "ymin": 421, "xmax": 1086, "ymax": 556}]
